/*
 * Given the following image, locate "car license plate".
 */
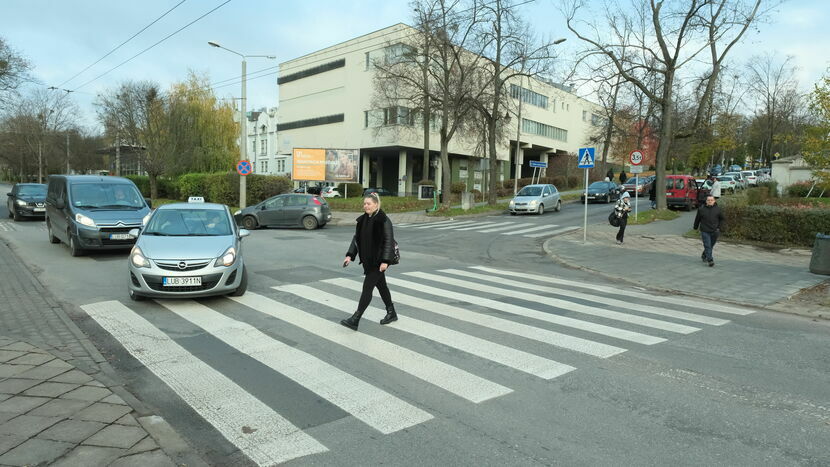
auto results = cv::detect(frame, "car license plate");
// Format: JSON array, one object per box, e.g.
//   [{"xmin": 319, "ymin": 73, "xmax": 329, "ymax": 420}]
[
  {"xmin": 33, "ymin": 208, "xmax": 45, "ymax": 212},
  {"xmin": 587, "ymin": 196, "xmax": 595, "ymax": 199},
  {"xmin": 163, "ymin": 276, "xmax": 202, "ymax": 287},
  {"xmin": 110, "ymin": 233, "xmax": 133, "ymax": 240}
]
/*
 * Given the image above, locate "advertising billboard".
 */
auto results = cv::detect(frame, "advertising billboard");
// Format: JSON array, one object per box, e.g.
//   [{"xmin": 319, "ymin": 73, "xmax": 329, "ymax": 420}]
[{"xmin": 292, "ymin": 148, "xmax": 359, "ymax": 182}]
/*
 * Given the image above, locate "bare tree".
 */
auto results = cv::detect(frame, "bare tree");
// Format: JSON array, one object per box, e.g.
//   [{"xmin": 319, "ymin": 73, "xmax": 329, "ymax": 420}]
[
  {"xmin": 0, "ymin": 37, "xmax": 32, "ymax": 109},
  {"xmin": 745, "ymin": 53, "xmax": 800, "ymax": 165}
]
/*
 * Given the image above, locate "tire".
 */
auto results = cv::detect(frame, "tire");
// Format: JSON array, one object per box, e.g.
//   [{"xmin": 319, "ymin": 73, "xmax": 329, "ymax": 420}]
[
  {"xmin": 47, "ymin": 221, "xmax": 60, "ymax": 244},
  {"xmin": 684, "ymin": 201, "xmax": 692, "ymax": 212},
  {"xmin": 6, "ymin": 204, "xmax": 11, "ymax": 218},
  {"xmin": 242, "ymin": 216, "xmax": 258, "ymax": 230},
  {"xmin": 302, "ymin": 215, "xmax": 318, "ymax": 230},
  {"xmin": 12, "ymin": 208, "xmax": 20, "ymax": 222},
  {"xmin": 537, "ymin": 204, "xmax": 544, "ymax": 215},
  {"xmin": 554, "ymin": 200, "xmax": 561, "ymax": 212},
  {"xmin": 510, "ymin": 212, "xmax": 517, "ymax": 216},
  {"xmin": 68, "ymin": 233, "xmax": 84, "ymax": 257},
  {"xmin": 229, "ymin": 266, "xmax": 248, "ymax": 296},
  {"xmin": 129, "ymin": 289, "xmax": 145, "ymax": 301}
]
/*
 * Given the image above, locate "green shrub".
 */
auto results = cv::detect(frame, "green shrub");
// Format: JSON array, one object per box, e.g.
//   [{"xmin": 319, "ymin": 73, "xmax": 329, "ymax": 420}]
[
  {"xmin": 786, "ymin": 181, "xmax": 828, "ymax": 198},
  {"xmin": 551, "ymin": 176, "xmax": 566, "ymax": 189},
  {"xmin": 157, "ymin": 177, "xmax": 178, "ymax": 199},
  {"xmin": 567, "ymin": 175, "xmax": 580, "ymax": 188},
  {"xmin": 206, "ymin": 173, "xmax": 238, "ymax": 206},
  {"xmin": 450, "ymin": 181, "xmax": 467, "ymax": 193},
  {"xmin": 722, "ymin": 204, "xmax": 830, "ymax": 247},
  {"xmin": 248, "ymin": 175, "xmax": 292, "ymax": 204},
  {"xmin": 125, "ymin": 175, "xmax": 149, "ymax": 196},
  {"xmin": 336, "ymin": 183, "xmax": 364, "ymax": 198},
  {"xmin": 177, "ymin": 173, "xmax": 211, "ymax": 200},
  {"xmin": 746, "ymin": 186, "xmax": 770, "ymax": 205},
  {"xmin": 757, "ymin": 180, "xmax": 778, "ymax": 197}
]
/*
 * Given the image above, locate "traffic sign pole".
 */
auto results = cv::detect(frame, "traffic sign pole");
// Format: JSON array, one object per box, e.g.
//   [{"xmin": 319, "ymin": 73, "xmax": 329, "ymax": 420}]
[
  {"xmin": 583, "ymin": 167, "xmax": 589, "ymax": 243},
  {"xmin": 578, "ymin": 147, "xmax": 595, "ymax": 244},
  {"xmin": 629, "ymin": 149, "xmax": 644, "ymax": 222}
]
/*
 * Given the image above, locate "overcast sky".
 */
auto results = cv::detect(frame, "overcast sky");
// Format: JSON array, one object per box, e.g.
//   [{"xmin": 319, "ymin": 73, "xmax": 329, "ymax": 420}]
[{"xmin": 1, "ymin": 0, "xmax": 827, "ymax": 130}]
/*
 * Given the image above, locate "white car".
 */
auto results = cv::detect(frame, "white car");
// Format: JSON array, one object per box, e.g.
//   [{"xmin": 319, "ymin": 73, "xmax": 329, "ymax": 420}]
[
  {"xmin": 724, "ymin": 172, "xmax": 746, "ymax": 190},
  {"xmin": 741, "ymin": 170, "xmax": 758, "ymax": 186},
  {"xmin": 716, "ymin": 176, "xmax": 738, "ymax": 194},
  {"xmin": 321, "ymin": 187, "xmax": 342, "ymax": 198}
]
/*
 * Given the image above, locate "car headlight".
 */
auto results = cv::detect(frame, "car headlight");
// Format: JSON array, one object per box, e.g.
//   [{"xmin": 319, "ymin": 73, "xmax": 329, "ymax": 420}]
[
  {"xmin": 509, "ymin": 200, "xmax": 515, "ymax": 206},
  {"xmin": 234, "ymin": 210, "xmax": 242, "ymax": 216},
  {"xmin": 130, "ymin": 247, "xmax": 150, "ymax": 268},
  {"xmin": 75, "ymin": 213, "xmax": 96, "ymax": 228},
  {"xmin": 529, "ymin": 200, "xmax": 538, "ymax": 206},
  {"xmin": 214, "ymin": 247, "xmax": 236, "ymax": 267},
  {"xmin": 15, "ymin": 199, "xmax": 27, "ymax": 206}
]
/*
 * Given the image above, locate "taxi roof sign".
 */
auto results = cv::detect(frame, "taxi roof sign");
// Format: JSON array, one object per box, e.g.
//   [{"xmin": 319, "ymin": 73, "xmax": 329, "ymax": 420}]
[{"xmin": 188, "ymin": 196, "xmax": 205, "ymax": 203}]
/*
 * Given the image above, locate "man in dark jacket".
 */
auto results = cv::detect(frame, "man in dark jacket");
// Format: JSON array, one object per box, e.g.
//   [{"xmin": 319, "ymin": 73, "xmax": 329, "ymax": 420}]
[
  {"xmin": 693, "ymin": 195, "xmax": 725, "ymax": 267},
  {"xmin": 619, "ymin": 170, "xmax": 627, "ymax": 184}
]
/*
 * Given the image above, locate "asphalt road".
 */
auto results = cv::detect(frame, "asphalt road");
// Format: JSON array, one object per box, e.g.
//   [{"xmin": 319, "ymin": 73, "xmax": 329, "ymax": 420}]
[{"xmin": 1, "ymin": 182, "xmax": 828, "ymax": 466}]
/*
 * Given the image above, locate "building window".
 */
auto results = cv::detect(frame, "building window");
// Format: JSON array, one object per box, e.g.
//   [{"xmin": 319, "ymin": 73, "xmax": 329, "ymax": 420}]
[
  {"xmin": 252, "ymin": 141, "xmax": 256, "ymax": 155},
  {"xmin": 582, "ymin": 110, "xmax": 587, "ymax": 121},
  {"xmin": 277, "ymin": 159, "xmax": 286, "ymax": 172},
  {"xmin": 261, "ymin": 139, "xmax": 267, "ymax": 155},
  {"xmin": 277, "ymin": 114, "xmax": 345, "ymax": 131},
  {"xmin": 365, "ymin": 106, "xmax": 414, "ymax": 127},
  {"xmin": 364, "ymin": 110, "xmax": 369, "ymax": 128},
  {"xmin": 365, "ymin": 52, "xmax": 370, "ymax": 70},
  {"xmin": 521, "ymin": 118, "xmax": 568, "ymax": 142},
  {"xmin": 591, "ymin": 113, "xmax": 603, "ymax": 126},
  {"xmin": 384, "ymin": 43, "xmax": 415, "ymax": 65},
  {"xmin": 260, "ymin": 160, "xmax": 268, "ymax": 173},
  {"xmin": 278, "ymin": 58, "xmax": 345, "ymax": 85},
  {"xmin": 510, "ymin": 84, "xmax": 548, "ymax": 108},
  {"xmin": 550, "ymin": 99, "xmax": 556, "ymax": 112}
]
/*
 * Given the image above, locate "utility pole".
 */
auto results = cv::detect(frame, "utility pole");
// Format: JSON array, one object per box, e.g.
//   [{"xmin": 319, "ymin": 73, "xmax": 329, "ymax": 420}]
[
  {"xmin": 66, "ymin": 132, "xmax": 70, "ymax": 174},
  {"xmin": 38, "ymin": 141, "xmax": 43, "ymax": 184},
  {"xmin": 513, "ymin": 87, "xmax": 523, "ymax": 196}
]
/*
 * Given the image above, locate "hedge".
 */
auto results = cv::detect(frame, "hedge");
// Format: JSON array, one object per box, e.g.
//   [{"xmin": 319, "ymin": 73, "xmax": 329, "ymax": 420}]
[
  {"xmin": 336, "ymin": 183, "xmax": 364, "ymax": 197},
  {"xmin": 787, "ymin": 181, "xmax": 829, "ymax": 198},
  {"xmin": 722, "ymin": 204, "xmax": 830, "ymax": 247},
  {"xmin": 128, "ymin": 172, "xmax": 292, "ymax": 206}
]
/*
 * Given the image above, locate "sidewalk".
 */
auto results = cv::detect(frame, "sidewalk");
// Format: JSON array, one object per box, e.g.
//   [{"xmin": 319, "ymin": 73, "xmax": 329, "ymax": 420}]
[
  {"xmin": 0, "ymin": 239, "xmax": 203, "ymax": 466},
  {"xmin": 543, "ymin": 212, "xmax": 829, "ymax": 309}
]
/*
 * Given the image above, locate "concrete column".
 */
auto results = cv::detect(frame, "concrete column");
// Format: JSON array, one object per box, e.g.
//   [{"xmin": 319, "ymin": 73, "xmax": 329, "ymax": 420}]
[
  {"xmin": 376, "ymin": 158, "xmax": 383, "ymax": 188},
  {"xmin": 398, "ymin": 149, "xmax": 407, "ymax": 197},
  {"xmin": 434, "ymin": 156, "xmax": 443, "ymax": 192},
  {"xmin": 361, "ymin": 152, "xmax": 370, "ymax": 188},
  {"xmin": 406, "ymin": 158, "xmax": 414, "ymax": 195},
  {"xmin": 541, "ymin": 153, "xmax": 551, "ymax": 177}
]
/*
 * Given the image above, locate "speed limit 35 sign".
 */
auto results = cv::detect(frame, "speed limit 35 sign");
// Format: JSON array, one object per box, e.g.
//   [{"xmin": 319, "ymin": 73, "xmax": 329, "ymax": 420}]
[{"xmin": 629, "ymin": 150, "xmax": 644, "ymax": 166}]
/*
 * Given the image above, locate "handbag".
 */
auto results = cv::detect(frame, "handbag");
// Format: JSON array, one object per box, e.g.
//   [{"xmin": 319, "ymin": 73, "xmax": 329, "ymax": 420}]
[
  {"xmin": 389, "ymin": 240, "xmax": 400, "ymax": 265},
  {"xmin": 608, "ymin": 211, "xmax": 620, "ymax": 227}
]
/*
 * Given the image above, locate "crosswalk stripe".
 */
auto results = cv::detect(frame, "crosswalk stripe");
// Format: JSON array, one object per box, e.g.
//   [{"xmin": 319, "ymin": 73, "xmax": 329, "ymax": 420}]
[
  {"xmin": 433, "ymin": 221, "xmax": 479, "ymax": 230},
  {"xmin": 282, "ymin": 285, "xmax": 575, "ymax": 380},
  {"xmin": 326, "ymin": 278, "xmax": 624, "ymax": 358},
  {"xmin": 501, "ymin": 224, "xmax": 555, "ymax": 235},
  {"xmin": 412, "ymin": 220, "xmax": 458, "ymax": 229},
  {"xmin": 391, "ymin": 274, "xmax": 665, "ymax": 345},
  {"xmin": 471, "ymin": 266, "xmax": 755, "ymax": 316},
  {"xmin": 523, "ymin": 226, "xmax": 579, "ymax": 238},
  {"xmin": 477, "ymin": 223, "xmax": 533, "ymax": 233},
  {"xmin": 231, "ymin": 292, "xmax": 511, "ymax": 403},
  {"xmin": 157, "ymin": 300, "xmax": 433, "ymax": 434},
  {"xmin": 452, "ymin": 222, "xmax": 502, "ymax": 231},
  {"xmin": 81, "ymin": 300, "xmax": 328, "ymax": 465},
  {"xmin": 437, "ymin": 270, "xmax": 700, "ymax": 334},
  {"xmin": 444, "ymin": 269, "xmax": 728, "ymax": 326}
]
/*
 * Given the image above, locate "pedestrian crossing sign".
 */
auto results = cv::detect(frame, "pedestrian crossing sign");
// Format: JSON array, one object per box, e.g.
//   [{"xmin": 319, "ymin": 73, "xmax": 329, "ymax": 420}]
[{"xmin": 577, "ymin": 147, "xmax": 595, "ymax": 168}]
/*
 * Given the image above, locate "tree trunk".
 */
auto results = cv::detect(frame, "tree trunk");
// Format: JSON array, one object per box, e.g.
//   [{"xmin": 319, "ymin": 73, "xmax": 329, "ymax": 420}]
[
  {"xmin": 422, "ymin": 95, "xmax": 431, "ymax": 181},
  {"xmin": 487, "ymin": 116, "xmax": 499, "ymax": 205},
  {"xmin": 600, "ymin": 76, "xmax": 621, "ymax": 176},
  {"xmin": 654, "ymin": 78, "xmax": 675, "ymax": 210},
  {"xmin": 149, "ymin": 173, "xmax": 158, "ymax": 200},
  {"xmin": 440, "ymin": 136, "xmax": 451, "ymax": 208}
]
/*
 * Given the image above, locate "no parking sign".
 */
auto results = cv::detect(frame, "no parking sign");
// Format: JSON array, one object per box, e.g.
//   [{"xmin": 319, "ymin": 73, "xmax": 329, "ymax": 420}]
[{"xmin": 237, "ymin": 160, "xmax": 252, "ymax": 176}]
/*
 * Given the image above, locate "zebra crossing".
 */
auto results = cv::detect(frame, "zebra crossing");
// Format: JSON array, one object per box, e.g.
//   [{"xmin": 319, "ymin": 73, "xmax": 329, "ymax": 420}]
[
  {"xmin": 0, "ymin": 220, "xmax": 47, "ymax": 232},
  {"xmin": 397, "ymin": 218, "xmax": 579, "ymax": 238},
  {"xmin": 79, "ymin": 265, "xmax": 755, "ymax": 465}
]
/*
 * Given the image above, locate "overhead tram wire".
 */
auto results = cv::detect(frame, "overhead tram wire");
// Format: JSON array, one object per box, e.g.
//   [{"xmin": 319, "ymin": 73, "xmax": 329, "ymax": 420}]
[
  {"xmin": 277, "ymin": 0, "xmax": 538, "ymax": 74},
  {"xmin": 71, "ymin": 0, "xmax": 233, "ymax": 92},
  {"xmin": 209, "ymin": 64, "xmax": 279, "ymax": 87},
  {"xmin": 56, "ymin": 0, "xmax": 187, "ymax": 88},
  {"xmin": 211, "ymin": 70, "xmax": 279, "ymax": 92}
]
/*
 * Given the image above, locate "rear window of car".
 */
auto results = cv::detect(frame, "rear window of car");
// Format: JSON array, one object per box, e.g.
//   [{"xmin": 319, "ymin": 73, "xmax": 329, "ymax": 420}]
[{"xmin": 665, "ymin": 178, "xmax": 685, "ymax": 190}]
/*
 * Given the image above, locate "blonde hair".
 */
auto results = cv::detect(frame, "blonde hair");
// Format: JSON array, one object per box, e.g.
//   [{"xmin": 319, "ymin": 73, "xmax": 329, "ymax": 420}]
[{"xmin": 364, "ymin": 192, "xmax": 381, "ymax": 214}]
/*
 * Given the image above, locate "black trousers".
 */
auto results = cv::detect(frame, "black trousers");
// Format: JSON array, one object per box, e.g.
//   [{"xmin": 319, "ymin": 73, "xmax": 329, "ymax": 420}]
[
  {"xmin": 357, "ymin": 267, "xmax": 393, "ymax": 313},
  {"xmin": 616, "ymin": 216, "xmax": 628, "ymax": 242}
]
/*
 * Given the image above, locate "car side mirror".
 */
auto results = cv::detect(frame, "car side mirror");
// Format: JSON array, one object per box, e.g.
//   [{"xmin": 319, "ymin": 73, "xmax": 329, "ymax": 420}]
[
  {"xmin": 238, "ymin": 229, "xmax": 250, "ymax": 238},
  {"xmin": 55, "ymin": 199, "xmax": 65, "ymax": 209},
  {"xmin": 260, "ymin": 205, "xmax": 267, "ymax": 210},
  {"xmin": 128, "ymin": 228, "xmax": 140, "ymax": 238}
]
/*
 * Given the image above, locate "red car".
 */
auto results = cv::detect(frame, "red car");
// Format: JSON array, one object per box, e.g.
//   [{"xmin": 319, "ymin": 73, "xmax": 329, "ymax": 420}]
[{"xmin": 664, "ymin": 175, "xmax": 702, "ymax": 211}]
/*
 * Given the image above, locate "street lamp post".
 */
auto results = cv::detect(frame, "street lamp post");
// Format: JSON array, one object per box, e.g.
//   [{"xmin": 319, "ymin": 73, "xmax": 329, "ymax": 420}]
[{"xmin": 208, "ymin": 41, "xmax": 275, "ymax": 209}]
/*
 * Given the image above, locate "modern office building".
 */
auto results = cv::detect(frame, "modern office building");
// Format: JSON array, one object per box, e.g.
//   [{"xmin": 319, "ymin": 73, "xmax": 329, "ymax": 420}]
[{"xmin": 276, "ymin": 23, "xmax": 605, "ymax": 195}]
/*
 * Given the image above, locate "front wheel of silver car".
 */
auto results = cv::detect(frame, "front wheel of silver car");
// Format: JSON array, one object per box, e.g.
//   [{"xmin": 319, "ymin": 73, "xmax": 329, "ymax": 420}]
[
  {"xmin": 554, "ymin": 200, "xmax": 561, "ymax": 212},
  {"xmin": 302, "ymin": 215, "xmax": 319, "ymax": 230},
  {"xmin": 229, "ymin": 267, "xmax": 248, "ymax": 296},
  {"xmin": 537, "ymin": 204, "xmax": 544, "ymax": 215}
]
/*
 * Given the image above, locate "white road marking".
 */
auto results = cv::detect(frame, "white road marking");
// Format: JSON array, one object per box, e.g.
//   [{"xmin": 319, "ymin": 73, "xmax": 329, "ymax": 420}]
[
  {"xmin": 523, "ymin": 226, "xmax": 579, "ymax": 238},
  {"xmin": 471, "ymin": 266, "xmax": 756, "ymax": 316},
  {"xmin": 282, "ymin": 284, "xmax": 574, "ymax": 380},
  {"xmin": 437, "ymin": 270, "xmax": 701, "ymax": 334},
  {"xmin": 81, "ymin": 300, "xmax": 328, "ymax": 466},
  {"xmin": 326, "ymin": 278, "xmax": 624, "ymax": 358},
  {"xmin": 451, "ymin": 222, "xmax": 503, "ymax": 231},
  {"xmin": 477, "ymin": 223, "xmax": 534, "ymax": 233},
  {"xmin": 411, "ymin": 220, "xmax": 458, "ymax": 229},
  {"xmin": 432, "ymin": 221, "xmax": 479, "ymax": 230},
  {"xmin": 501, "ymin": 224, "xmax": 556, "ymax": 236},
  {"xmin": 233, "ymin": 292, "xmax": 511, "ymax": 403},
  {"xmin": 395, "ymin": 274, "xmax": 665, "ymax": 345},
  {"xmin": 157, "ymin": 300, "xmax": 433, "ymax": 434}
]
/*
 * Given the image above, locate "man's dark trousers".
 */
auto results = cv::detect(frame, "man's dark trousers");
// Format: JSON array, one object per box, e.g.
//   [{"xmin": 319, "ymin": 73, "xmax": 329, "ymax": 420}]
[{"xmin": 701, "ymin": 230, "xmax": 719, "ymax": 262}]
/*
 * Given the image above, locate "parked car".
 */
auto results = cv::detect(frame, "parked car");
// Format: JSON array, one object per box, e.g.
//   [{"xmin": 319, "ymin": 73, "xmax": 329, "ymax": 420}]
[
  {"xmin": 580, "ymin": 181, "xmax": 622, "ymax": 204},
  {"xmin": 664, "ymin": 175, "xmax": 701, "ymax": 210},
  {"xmin": 45, "ymin": 175, "xmax": 151, "ymax": 257},
  {"xmin": 716, "ymin": 175, "xmax": 738, "ymax": 194},
  {"xmin": 508, "ymin": 184, "xmax": 561, "ymax": 215},
  {"xmin": 729, "ymin": 164, "xmax": 743, "ymax": 172},
  {"xmin": 234, "ymin": 193, "xmax": 331, "ymax": 230},
  {"xmin": 321, "ymin": 187, "xmax": 342, "ymax": 198},
  {"xmin": 724, "ymin": 172, "xmax": 746, "ymax": 189},
  {"xmin": 127, "ymin": 200, "xmax": 248, "ymax": 300},
  {"xmin": 363, "ymin": 187, "xmax": 394, "ymax": 197},
  {"xmin": 7, "ymin": 183, "xmax": 47, "ymax": 221},
  {"xmin": 622, "ymin": 177, "xmax": 653, "ymax": 196},
  {"xmin": 741, "ymin": 170, "xmax": 758, "ymax": 186}
]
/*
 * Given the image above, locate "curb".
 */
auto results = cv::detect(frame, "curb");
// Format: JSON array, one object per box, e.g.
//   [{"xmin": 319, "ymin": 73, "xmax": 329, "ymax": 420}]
[{"xmin": 1, "ymin": 236, "xmax": 206, "ymax": 466}]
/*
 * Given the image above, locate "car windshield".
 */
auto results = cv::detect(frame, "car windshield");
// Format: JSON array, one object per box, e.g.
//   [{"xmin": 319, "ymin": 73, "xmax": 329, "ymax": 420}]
[
  {"xmin": 588, "ymin": 182, "xmax": 608, "ymax": 189},
  {"xmin": 70, "ymin": 183, "xmax": 145, "ymax": 209},
  {"xmin": 517, "ymin": 186, "xmax": 542, "ymax": 196},
  {"xmin": 17, "ymin": 185, "xmax": 46, "ymax": 196},
  {"xmin": 143, "ymin": 209, "xmax": 232, "ymax": 236}
]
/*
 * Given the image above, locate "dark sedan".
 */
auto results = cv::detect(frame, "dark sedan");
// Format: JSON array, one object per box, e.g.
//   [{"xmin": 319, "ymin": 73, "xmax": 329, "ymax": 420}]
[
  {"xmin": 363, "ymin": 187, "xmax": 394, "ymax": 197},
  {"xmin": 234, "ymin": 193, "xmax": 332, "ymax": 230},
  {"xmin": 580, "ymin": 181, "xmax": 622, "ymax": 204},
  {"xmin": 7, "ymin": 183, "xmax": 47, "ymax": 221}
]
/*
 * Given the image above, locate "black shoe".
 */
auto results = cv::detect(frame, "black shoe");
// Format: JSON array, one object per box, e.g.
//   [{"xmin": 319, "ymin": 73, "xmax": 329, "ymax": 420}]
[
  {"xmin": 701, "ymin": 253, "xmax": 707, "ymax": 262},
  {"xmin": 708, "ymin": 260, "xmax": 714, "ymax": 267},
  {"xmin": 339, "ymin": 311, "xmax": 363, "ymax": 331},
  {"xmin": 380, "ymin": 304, "xmax": 398, "ymax": 325}
]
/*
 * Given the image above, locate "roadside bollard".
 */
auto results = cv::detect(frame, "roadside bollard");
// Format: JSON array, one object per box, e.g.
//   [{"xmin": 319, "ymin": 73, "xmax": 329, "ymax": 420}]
[{"xmin": 809, "ymin": 233, "xmax": 830, "ymax": 275}]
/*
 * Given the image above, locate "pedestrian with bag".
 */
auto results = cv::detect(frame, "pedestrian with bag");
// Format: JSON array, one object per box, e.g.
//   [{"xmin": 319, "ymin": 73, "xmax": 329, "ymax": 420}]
[
  {"xmin": 693, "ymin": 194, "xmax": 725, "ymax": 267},
  {"xmin": 648, "ymin": 181, "xmax": 656, "ymax": 209},
  {"xmin": 619, "ymin": 170, "xmax": 628, "ymax": 184},
  {"xmin": 340, "ymin": 192, "xmax": 398, "ymax": 330},
  {"xmin": 614, "ymin": 191, "xmax": 632, "ymax": 244}
]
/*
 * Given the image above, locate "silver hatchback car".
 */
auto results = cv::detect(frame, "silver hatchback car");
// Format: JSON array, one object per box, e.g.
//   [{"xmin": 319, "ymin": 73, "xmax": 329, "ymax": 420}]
[
  {"xmin": 509, "ymin": 184, "xmax": 562, "ymax": 215},
  {"xmin": 127, "ymin": 201, "xmax": 250, "ymax": 300}
]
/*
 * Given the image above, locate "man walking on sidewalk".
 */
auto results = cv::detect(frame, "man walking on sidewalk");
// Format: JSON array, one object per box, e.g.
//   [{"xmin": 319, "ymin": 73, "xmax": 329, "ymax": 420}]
[{"xmin": 693, "ymin": 195, "xmax": 725, "ymax": 267}]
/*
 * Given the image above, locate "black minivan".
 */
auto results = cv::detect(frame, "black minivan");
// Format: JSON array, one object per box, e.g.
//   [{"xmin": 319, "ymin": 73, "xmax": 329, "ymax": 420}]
[{"xmin": 45, "ymin": 175, "xmax": 151, "ymax": 256}]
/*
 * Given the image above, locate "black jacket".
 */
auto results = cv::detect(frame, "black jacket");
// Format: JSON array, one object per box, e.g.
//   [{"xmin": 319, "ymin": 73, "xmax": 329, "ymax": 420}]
[
  {"xmin": 693, "ymin": 203, "xmax": 725, "ymax": 233},
  {"xmin": 347, "ymin": 210, "xmax": 395, "ymax": 266}
]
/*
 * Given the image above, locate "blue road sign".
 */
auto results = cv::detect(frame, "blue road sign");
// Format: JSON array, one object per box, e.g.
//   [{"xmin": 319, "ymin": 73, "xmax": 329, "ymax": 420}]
[
  {"xmin": 237, "ymin": 159, "xmax": 252, "ymax": 176},
  {"xmin": 529, "ymin": 160, "xmax": 548, "ymax": 168},
  {"xmin": 577, "ymin": 147, "xmax": 595, "ymax": 168}
]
